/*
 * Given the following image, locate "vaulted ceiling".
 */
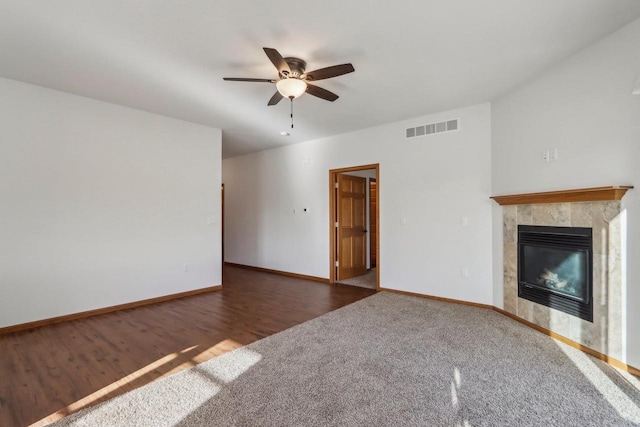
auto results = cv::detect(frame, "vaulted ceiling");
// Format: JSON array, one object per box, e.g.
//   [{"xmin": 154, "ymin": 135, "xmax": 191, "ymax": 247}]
[{"xmin": 2, "ymin": 1, "xmax": 640, "ymax": 158}]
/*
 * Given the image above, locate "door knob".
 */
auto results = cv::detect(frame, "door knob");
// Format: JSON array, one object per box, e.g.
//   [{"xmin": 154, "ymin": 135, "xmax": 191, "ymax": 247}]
[{"xmin": 363, "ymin": 229, "xmax": 368, "ymax": 233}]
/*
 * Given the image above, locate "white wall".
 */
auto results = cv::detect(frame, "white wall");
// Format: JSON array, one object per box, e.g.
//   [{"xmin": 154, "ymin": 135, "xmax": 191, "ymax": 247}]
[
  {"xmin": 0, "ymin": 77, "xmax": 222, "ymax": 328},
  {"xmin": 223, "ymin": 103, "xmax": 493, "ymax": 304},
  {"xmin": 492, "ymin": 18, "xmax": 640, "ymax": 366}
]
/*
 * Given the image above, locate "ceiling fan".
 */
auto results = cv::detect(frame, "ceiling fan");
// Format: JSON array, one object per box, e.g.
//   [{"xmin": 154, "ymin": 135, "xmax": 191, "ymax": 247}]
[{"xmin": 223, "ymin": 47, "xmax": 355, "ymax": 106}]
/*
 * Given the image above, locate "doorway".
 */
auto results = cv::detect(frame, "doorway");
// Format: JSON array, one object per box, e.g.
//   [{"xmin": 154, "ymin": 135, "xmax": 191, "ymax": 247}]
[
  {"xmin": 329, "ymin": 164, "xmax": 379, "ymax": 290},
  {"xmin": 221, "ymin": 183, "xmax": 225, "ymax": 280}
]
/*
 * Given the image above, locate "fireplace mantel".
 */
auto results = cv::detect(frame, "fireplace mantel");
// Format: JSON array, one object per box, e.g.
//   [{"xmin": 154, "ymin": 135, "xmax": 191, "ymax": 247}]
[{"xmin": 490, "ymin": 186, "xmax": 633, "ymax": 206}]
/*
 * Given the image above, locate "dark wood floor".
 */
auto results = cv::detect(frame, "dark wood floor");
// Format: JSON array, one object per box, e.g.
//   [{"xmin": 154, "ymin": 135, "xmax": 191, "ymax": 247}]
[{"xmin": 0, "ymin": 265, "xmax": 375, "ymax": 427}]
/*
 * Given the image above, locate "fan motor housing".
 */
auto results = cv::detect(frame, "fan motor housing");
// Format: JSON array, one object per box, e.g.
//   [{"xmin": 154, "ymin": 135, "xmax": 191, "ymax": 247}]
[{"xmin": 282, "ymin": 57, "xmax": 307, "ymax": 78}]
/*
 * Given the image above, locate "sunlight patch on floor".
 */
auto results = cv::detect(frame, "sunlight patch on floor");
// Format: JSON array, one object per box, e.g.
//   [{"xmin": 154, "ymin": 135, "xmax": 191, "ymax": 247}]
[
  {"xmin": 615, "ymin": 367, "xmax": 640, "ymax": 390},
  {"xmin": 177, "ymin": 347, "xmax": 263, "ymax": 425},
  {"xmin": 556, "ymin": 341, "xmax": 640, "ymax": 422},
  {"xmin": 451, "ymin": 367, "xmax": 472, "ymax": 427},
  {"xmin": 197, "ymin": 346, "xmax": 263, "ymax": 383},
  {"xmin": 31, "ymin": 339, "xmax": 247, "ymax": 426},
  {"xmin": 450, "ymin": 367, "xmax": 462, "ymax": 408}
]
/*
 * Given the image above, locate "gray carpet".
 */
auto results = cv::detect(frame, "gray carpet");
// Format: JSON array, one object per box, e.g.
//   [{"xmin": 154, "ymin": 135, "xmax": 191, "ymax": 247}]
[{"xmin": 51, "ymin": 292, "xmax": 640, "ymax": 426}]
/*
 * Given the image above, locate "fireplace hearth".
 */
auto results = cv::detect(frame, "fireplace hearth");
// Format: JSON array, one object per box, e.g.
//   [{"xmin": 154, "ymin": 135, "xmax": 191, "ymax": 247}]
[{"xmin": 518, "ymin": 225, "xmax": 593, "ymax": 322}]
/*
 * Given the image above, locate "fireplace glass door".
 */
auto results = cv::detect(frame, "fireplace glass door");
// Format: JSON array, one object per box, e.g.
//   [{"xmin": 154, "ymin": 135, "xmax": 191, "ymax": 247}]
[
  {"xmin": 518, "ymin": 225, "xmax": 593, "ymax": 322},
  {"xmin": 519, "ymin": 245, "xmax": 588, "ymax": 302}
]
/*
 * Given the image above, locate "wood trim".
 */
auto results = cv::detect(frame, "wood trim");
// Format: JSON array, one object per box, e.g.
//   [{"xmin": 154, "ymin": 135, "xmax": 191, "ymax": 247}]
[
  {"xmin": 375, "ymin": 170, "xmax": 380, "ymax": 291},
  {"xmin": 329, "ymin": 163, "xmax": 380, "ymax": 174},
  {"xmin": 329, "ymin": 169, "xmax": 336, "ymax": 283},
  {"xmin": 221, "ymin": 183, "xmax": 225, "ymax": 281},
  {"xmin": 0, "ymin": 284, "xmax": 223, "ymax": 336},
  {"xmin": 490, "ymin": 186, "xmax": 633, "ymax": 206},
  {"xmin": 493, "ymin": 307, "xmax": 640, "ymax": 377},
  {"xmin": 379, "ymin": 287, "xmax": 494, "ymax": 310},
  {"xmin": 225, "ymin": 262, "xmax": 329, "ymax": 283}
]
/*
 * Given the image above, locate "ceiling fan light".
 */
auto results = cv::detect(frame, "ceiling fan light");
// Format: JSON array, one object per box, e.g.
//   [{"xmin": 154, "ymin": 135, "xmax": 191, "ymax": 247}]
[{"xmin": 276, "ymin": 78, "xmax": 307, "ymax": 99}]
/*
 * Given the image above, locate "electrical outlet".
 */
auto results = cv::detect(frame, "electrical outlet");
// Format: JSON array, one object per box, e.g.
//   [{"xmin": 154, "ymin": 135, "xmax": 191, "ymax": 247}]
[
  {"xmin": 551, "ymin": 148, "xmax": 558, "ymax": 161},
  {"xmin": 542, "ymin": 150, "xmax": 550, "ymax": 162},
  {"xmin": 183, "ymin": 263, "xmax": 189, "ymax": 272},
  {"xmin": 461, "ymin": 268, "xmax": 469, "ymax": 279}
]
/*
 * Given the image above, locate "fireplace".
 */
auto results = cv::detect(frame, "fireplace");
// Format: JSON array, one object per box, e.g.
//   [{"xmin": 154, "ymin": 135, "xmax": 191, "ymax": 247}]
[{"xmin": 518, "ymin": 225, "xmax": 593, "ymax": 322}]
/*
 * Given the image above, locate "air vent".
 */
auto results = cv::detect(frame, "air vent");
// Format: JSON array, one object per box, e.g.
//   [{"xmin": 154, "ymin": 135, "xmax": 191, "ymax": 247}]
[{"xmin": 405, "ymin": 118, "xmax": 459, "ymax": 139}]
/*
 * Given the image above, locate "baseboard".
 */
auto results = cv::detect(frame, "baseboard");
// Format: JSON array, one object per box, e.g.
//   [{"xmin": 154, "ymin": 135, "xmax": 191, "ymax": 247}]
[
  {"xmin": 379, "ymin": 287, "xmax": 494, "ymax": 310},
  {"xmin": 224, "ymin": 262, "xmax": 330, "ymax": 283},
  {"xmin": 379, "ymin": 287, "xmax": 639, "ymax": 378},
  {"xmin": 0, "ymin": 284, "xmax": 223, "ymax": 336}
]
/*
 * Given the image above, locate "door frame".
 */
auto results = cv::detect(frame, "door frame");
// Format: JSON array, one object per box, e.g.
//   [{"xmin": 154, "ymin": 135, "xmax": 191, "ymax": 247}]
[
  {"xmin": 221, "ymin": 183, "xmax": 225, "ymax": 280},
  {"xmin": 369, "ymin": 178, "xmax": 377, "ymax": 269},
  {"xmin": 329, "ymin": 163, "xmax": 380, "ymax": 289}
]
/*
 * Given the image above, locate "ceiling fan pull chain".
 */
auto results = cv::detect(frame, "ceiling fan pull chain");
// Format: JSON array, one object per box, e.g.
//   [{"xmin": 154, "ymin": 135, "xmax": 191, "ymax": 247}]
[{"xmin": 290, "ymin": 97, "xmax": 294, "ymax": 129}]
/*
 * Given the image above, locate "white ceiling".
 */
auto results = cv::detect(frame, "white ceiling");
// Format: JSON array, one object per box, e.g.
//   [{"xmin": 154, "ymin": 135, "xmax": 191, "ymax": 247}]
[{"xmin": 2, "ymin": 1, "xmax": 640, "ymax": 158}]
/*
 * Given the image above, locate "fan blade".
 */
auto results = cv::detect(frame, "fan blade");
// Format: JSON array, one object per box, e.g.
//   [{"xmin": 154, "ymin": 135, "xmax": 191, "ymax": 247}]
[
  {"xmin": 306, "ymin": 84, "xmax": 339, "ymax": 102},
  {"xmin": 263, "ymin": 47, "xmax": 291, "ymax": 75},
  {"xmin": 223, "ymin": 77, "xmax": 275, "ymax": 83},
  {"xmin": 305, "ymin": 64, "xmax": 354, "ymax": 81},
  {"xmin": 268, "ymin": 91, "xmax": 284, "ymax": 106}
]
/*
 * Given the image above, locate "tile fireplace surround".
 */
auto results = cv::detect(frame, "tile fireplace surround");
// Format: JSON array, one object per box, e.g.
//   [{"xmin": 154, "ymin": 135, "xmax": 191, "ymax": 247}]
[{"xmin": 493, "ymin": 186, "xmax": 633, "ymax": 361}]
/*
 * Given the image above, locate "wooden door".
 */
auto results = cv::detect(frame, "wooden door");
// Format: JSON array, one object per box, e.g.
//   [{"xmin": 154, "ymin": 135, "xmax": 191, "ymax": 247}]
[
  {"xmin": 337, "ymin": 174, "xmax": 367, "ymax": 280},
  {"xmin": 369, "ymin": 178, "xmax": 377, "ymax": 268}
]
